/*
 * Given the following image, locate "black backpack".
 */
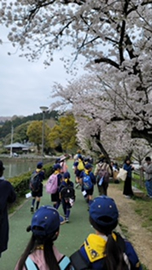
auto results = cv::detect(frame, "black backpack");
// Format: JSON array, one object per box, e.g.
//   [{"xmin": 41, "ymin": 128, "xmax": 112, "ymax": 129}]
[
  {"xmin": 30, "ymin": 172, "xmax": 41, "ymax": 192},
  {"xmin": 61, "ymin": 186, "xmax": 75, "ymax": 201}
]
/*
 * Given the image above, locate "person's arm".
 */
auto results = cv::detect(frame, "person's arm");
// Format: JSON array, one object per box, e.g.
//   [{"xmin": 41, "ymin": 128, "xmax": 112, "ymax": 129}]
[
  {"xmin": 143, "ymin": 164, "xmax": 152, "ymax": 174},
  {"xmin": 7, "ymin": 181, "xmax": 16, "ymax": 203},
  {"xmin": 94, "ymin": 164, "xmax": 99, "ymax": 176},
  {"xmin": 90, "ymin": 172, "xmax": 96, "ymax": 184},
  {"xmin": 125, "ymin": 241, "xmax": 143, "ymax": 270}
]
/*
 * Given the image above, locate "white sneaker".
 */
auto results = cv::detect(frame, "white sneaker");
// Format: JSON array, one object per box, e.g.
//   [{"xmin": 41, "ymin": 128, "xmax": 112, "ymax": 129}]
[{"xmin": 124, "ymin": 195, "xmax": 131, "ymax": 199}]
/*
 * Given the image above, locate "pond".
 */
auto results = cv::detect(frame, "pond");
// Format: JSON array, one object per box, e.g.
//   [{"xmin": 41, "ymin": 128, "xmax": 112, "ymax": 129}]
[{"xmin": 1, "ymin": 157, "xmax": 51, "ymax": 179}]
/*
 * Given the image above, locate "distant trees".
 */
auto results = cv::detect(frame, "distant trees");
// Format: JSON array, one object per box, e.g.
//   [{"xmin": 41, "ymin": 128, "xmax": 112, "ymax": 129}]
[
  {"xmin": 0, "ymin": 111, "xmax": 78, "ymax": 154},
  {"xmin": 27, "ymin": 121, "xmax": 51, "ymax": 153},
  {"xmin": 0, "ymin": 111, "xmax": 59, "ymax": 139},
  {"xmin": 49, "ymin": 114, "xmax": 77, "ymax": 152}
]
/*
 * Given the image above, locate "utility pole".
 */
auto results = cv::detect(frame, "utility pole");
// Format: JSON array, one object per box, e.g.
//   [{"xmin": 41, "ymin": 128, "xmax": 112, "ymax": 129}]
[
  {"xmin": 40, "ymin": 106, "xmax": 48, "ymax": 157},
  {"xmin": 10, "ymin": 124, "xmax": 13, "ymax": 157}
]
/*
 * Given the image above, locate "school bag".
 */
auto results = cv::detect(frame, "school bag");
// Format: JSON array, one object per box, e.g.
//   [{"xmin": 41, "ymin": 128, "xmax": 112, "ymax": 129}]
[
  {"xmin": 46, "ymin": 173, "xmax": 58, "ymax": 194},
  {"xmin": 30, "ymin": 172, "xmax": 41, "ymax": 192},
  {"xmin": 83, "ymin": 173, "xmax": 93, "ymax": 190},
  {"xmin": 25, "ymin": 255, "xmax": 73, "ymax": 270},
  {"xmin": 61, "ymin": 185, "xmax": 75, "ymax": 203},
  {"xmin": 77, "ymin": 159, "xmax": 84, "ymax": 171},
  {"xmin": 96, "ymin": 169, "xmax": 110, "ymax": 186}
]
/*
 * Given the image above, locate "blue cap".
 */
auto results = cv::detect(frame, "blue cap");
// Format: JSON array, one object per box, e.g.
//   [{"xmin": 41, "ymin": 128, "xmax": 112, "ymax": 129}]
[
  {"xmin": 31, "ymin": 205, "xmax": 60, "ymax": 236},
  {"xmin": 53, "ymin": 163, "xmax": 61, "ymax": 170},
  {"xmin": 63, "ymin": 171, "xmax": 70, "ymax": 179},
  {"xmin": 37, "ymin": 162, "xmax": 43, "ymax": 169},
  {"xmin": 85, "ymin": 163, "xmax": 93, "ymax": 169},
  {"xmin": 89, "ymin": 196, "xmax": 119, "ymax": 228},
  {"xmin": 55, "ymin": 158, "xmax": 60, "ymax": 163}
]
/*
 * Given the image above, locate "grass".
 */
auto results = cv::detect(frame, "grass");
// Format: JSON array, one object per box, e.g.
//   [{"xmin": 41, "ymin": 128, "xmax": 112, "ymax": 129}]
[{"xmin": 111, "ymin": 180, "xmax": 152, "ymax": 231}]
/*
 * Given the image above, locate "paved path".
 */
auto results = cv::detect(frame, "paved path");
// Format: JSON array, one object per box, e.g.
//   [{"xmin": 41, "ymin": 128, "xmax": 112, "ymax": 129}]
[{"xmin": 0, "ymin": 160, "xmax": 99, "ymax": 270}]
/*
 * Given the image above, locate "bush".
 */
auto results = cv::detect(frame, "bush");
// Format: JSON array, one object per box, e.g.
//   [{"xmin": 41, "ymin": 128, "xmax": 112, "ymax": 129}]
[{"xmin": 9, "ymin": 163, "xmax": 53, "ymax": 197}]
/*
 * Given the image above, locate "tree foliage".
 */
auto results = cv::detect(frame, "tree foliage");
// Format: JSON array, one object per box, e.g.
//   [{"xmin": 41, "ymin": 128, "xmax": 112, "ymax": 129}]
[
  {"xmin": 49, "ymin": 114, "xmax": 77, "ymax": 151},
  {"xmin": 27, "ymin": 120, "xmax": 51, "ymax": 152}
]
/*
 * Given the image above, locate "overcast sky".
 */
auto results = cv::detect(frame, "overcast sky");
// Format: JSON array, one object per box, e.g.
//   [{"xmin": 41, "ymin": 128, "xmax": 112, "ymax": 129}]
[{"xmin": 0, "ymin": 27, "xmax": 85, "ymax": 117}]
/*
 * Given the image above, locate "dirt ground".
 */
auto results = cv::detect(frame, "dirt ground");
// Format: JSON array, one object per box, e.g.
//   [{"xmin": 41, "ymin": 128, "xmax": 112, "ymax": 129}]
[{"xmin": 108, "ymin": 184, "xmax": 152, "ymax": 270}]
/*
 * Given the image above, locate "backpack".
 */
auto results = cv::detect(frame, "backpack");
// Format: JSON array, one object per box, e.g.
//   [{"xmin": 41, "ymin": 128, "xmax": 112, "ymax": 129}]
[
  {"xmin": 83, "ymin": 174, "xmax": 93, "ymax": 190},
  {"xmin": 25, "ymin": 255, "xmax": 72, "ymax": 270},
  {"xmin": 96, "ymin": 165, "xmax": 110, "ymax": 185},
  {"xmin": 96, "ymin": 169, "xmax": 109, "ymax": 185},
  {"xmin": 61, "ymin": 185, "xmax": 75, "ymax": 202},
  {"xmin": 30, "ymin": 172, "xmax": 41, "ymax": 192},
  {"xmin": 46, "ymin": 174, "xmax": 58, "ymax": 194},
  {"xmin": 77, "ymin": 159, "xmax": 84, "ymax": 171}
]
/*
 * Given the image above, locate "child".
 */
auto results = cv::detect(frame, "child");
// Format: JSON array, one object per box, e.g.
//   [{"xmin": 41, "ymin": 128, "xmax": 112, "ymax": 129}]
[
  {"xmin": 59, "ymin": 172, "xmax": 75, "ymax": 223},
  {"xmin": 80, "ymin": 163, "xmax": 96, "ymax": 208},
  {"xmin": 73, "ymin": 154, "xmax": 85, "ymax": 188},
  {"xmin": 15, "ymin": 205, "xmax": 73, "ymax": 270},
  {"xmin": 50, "ymin": 163, "xmax": 62, "ymax": 209},
  {"xmin": 30, "ymin": 162, "xmax": 45, "ymax": 213},
  {"xmin": 70, "ymin": 196, "xmax": 142, "ymax": 270}
]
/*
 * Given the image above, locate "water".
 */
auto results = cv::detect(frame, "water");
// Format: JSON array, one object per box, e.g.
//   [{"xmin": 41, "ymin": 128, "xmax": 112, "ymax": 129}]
[{"xmin": 2, "ymin": 159, "xmax": 42, "ymax": 179}]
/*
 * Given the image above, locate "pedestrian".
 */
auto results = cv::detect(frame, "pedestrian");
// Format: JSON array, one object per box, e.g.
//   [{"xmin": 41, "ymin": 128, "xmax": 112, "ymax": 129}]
[
  {"xmin": 59, "ymin": 172, "xmax": 75, "ymax": 223},
  {"xmin": 15, "ymin": 205, "xmax": 73, "ymax": 270},
  {"xmin": 30, "ymin": 162, "xmax": 45, "ymax": 213},
  {"xmin": 70, "ymin": 195, "xmax": 142, "ymax": 270},
  {"xmin": 142, "ymin": 156, "xmax": 152, "ymax": 198},
  {"xmin": 94, "ymin": 157, "xmax": 112, "ymax": 196},
  {"xmin": 0, "ymin": 160, "xmax": 16, "ymax": 258},
  {"xmin": 123, "ymin": 157, "xmax": 134, "ymax": 198},
  {"xmin": 60, "ymin": 156, "xmax": 68, "ymax": 174},
  {"xmin": 50, "ymin": 163, "xmax": 62, "ymax": 209},
  {"xmin": 80, "ymin": 163, "xmax": 96, "ymax": 208},
  {"xmin": 73, "ymin": 154, "xmax": 85, "ymax": 188}
]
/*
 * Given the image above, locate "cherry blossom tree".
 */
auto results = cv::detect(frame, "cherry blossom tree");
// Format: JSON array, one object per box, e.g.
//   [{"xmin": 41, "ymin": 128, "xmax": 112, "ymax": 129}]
[
  {"xmin": 0, "ymin": 0, "xmax": 152, "ymax": 144},
  {"xmin": 51, "ymin": 73, "xmax": 152, "ymax": 163}
]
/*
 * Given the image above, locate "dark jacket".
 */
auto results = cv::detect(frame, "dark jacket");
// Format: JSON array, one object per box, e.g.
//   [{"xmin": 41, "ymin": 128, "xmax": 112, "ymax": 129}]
[{"xmin": 0, "ymin": 179, "xmax": 16, "ymax": 254}]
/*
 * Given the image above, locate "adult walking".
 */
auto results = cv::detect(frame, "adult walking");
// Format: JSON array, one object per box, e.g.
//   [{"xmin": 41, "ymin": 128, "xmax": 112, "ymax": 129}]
[
  {"xmin": 142, "ymin": 156, "xmax": 152, "ymax": 198},
  {"xmin": 123, "ymin": 157, "xmax": 134, "ymax": 198},
  {"xmin": 0, "ymin": 160, "xmax": 16, "ymax": 258},
  {"xmin": 94, "ymin": 157, "xmax": 112, "ymax": 196}
]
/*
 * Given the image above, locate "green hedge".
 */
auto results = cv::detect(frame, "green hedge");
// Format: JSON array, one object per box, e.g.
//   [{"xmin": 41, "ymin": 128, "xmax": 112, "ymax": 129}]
[{"xmin": 9, "ymin": 163, "xmax": 53, "ymax": 197}]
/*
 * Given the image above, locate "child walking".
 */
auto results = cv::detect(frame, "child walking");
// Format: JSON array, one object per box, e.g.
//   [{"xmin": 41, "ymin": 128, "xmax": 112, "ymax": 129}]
[
  {"xmin": 59, "ymin": 172, "xmax": 75, "ymax": 223},
  {"xmin": 30, "ymin": 162, "xmax": 45, "ymax": 213},
  {"xmin": 80, "ymin": 163, "xmax": 96, "ymax": 209},
  {"xmin": 15, "ymin": 205, "xmax": 73, "ymax": 270},
  {"xmin": 50, "ymin": 163, "xmax": 63, "ymax": 209}
]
